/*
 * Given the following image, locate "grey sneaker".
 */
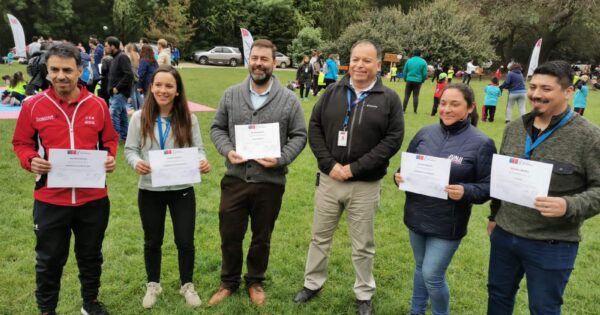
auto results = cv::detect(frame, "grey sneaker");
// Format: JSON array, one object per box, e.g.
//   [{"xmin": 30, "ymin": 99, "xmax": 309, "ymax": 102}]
[
  {"xmin": 180, "ymin": 282, "xmax": 202, "ymax": 306},
  {"xmin": 142, "ymin": 282, "xmax": 162, "ymax": 309}
]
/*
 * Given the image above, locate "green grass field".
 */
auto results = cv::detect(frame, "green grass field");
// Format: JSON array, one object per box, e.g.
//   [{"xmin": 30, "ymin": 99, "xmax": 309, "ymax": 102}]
[{"xmin": 1, "ymin": 64, "xmax": 599, "ymax": 314}]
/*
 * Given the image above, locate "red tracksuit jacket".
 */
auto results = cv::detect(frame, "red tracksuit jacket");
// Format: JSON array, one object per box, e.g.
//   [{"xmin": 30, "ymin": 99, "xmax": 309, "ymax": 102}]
[{"xmin": 12, "ymin": 86, "xmax": 119, "ymax": 206}]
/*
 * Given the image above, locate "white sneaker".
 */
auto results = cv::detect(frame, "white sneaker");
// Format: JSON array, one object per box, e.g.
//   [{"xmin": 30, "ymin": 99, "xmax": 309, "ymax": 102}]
[
  {"xmin": 142, "ymin": 282, "xmax": 162, "ymax": 309},
  {"xmin": 180, "ymin": 282, "xmax": 202, "ymax": 306}
]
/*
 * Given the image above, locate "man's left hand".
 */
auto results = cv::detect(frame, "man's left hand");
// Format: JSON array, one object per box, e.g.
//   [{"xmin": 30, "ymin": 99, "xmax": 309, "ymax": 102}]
[
  {"xmin": 534, "ymin": 196, "xmax": 567, "ymax": 217},
  {"xmin": 112, "ymin": 87, "xmax": 118, "ymax": 95},
  {"xmin": 105, "ymin": 156, "xmax": 116, "ymax": 173},
  {"xmin": 341, "ymin": 165, "xmax": 353, "ymax": 179},
  {"xmin": 255, "ymin": 158, "xmax": 278, "ymax": 168}
]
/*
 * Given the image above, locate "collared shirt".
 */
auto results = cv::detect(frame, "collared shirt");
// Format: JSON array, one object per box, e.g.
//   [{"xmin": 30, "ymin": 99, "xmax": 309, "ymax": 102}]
[
  {"xmin": 249, "ymin": 78, "xmax": 273, "ymax": 110},
  {"xmin": 349, "ymin": 78, "xmax": 376, "ymax": 98}
]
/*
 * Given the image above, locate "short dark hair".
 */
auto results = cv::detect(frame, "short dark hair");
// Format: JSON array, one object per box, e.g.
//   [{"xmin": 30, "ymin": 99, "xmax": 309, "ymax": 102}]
[
  {"xmin": 413, "ymin": 49, "xmax": 421, "ymax": 57},
  {"xmin": 532, "ymin": 60, "xmax": 573, "ymax": 89},
  {"xmin": 509, "ymin": 63, "xmax": 522, "ymax": 71},
  {"xmin": 351, "ymin": 39, "xmax": 382, "ymax": 61},
  {"xmin": 251, "ymin": 39, "xmax": 276, "ymax": 59},
  {"xmin": 32, "ymin": 36, "xmax": 38, "ymax": 42},
  {"xmin": 491, "ymin": 77, "xmax": 499, "ymax": 85},
  {"xmin": 46, "ymin": 42, "xmax": 82, "ymax": 66},
  {"xmin": 105, "ymin": 36, "xmax": 120, "ymax": 49},
  {"xmin": 140, "ymin": 37, "xmax": 149, "ymax": 44}
]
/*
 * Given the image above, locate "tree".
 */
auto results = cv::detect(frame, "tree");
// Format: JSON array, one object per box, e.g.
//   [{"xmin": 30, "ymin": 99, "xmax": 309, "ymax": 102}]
[
  {"xmin": 145, "ymin": 0, "xmax": 198, "ymax": 48},
  {"xmin": 328, "ymin": 1, "xmax": 496, "ymax": 67},
  {"xmin": 113, "ymin": 0, "xmax": 143, "ymax": 43},
  {"xmin": 287, "ymin": 27, "xmax": 323, "ymax": 64}
]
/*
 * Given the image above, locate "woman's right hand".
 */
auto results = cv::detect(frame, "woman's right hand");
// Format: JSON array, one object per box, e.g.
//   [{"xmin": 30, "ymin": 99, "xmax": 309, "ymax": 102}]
[
  {"xmin": 394, "ymin": 172, "xmax": 404, "ymax": 186},
  {"xmin": 135, "ymin": 160, "xmax": 151, "ymax": 175}
]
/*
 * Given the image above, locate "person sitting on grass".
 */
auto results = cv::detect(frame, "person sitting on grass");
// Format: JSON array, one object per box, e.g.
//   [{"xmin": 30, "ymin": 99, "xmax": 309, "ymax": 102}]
[{"xmin": 1, "ymin": 71, "xmax": 28, "ymax": 106}]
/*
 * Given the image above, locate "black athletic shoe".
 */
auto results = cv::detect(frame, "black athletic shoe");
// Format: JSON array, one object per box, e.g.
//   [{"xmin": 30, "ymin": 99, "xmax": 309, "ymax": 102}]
[{"xmin": 81, "ymin": 300, "xmax": 109, "ymax": 315}]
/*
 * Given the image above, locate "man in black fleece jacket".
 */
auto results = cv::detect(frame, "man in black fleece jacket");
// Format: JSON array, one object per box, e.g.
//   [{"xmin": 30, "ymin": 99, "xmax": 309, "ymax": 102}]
[
  {"xmin": 104, "ymin": 36, "xmax": 133, "ymax": 140},
  {"xmin": 294, "ymin": 39, "xmax": 404, "ymax": 315}
]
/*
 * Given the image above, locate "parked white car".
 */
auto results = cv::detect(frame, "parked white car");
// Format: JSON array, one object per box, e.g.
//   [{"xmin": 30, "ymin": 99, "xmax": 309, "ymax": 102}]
[
  {"xmin": 275, "ymin": 52, "xmax": 291, "ymax": 68},
  {"xmin": 193, "ymin": 46, "xmax": 242, "ymax": 67}
]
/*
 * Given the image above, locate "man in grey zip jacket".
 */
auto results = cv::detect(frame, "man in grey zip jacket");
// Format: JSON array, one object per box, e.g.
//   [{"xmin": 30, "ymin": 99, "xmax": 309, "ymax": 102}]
[
  {"xmin": 294, "ymin": 40, "xmax": 404, "ymax": 315},
  {"xmin": 209, "ymin": 39, "xmax": 307, "ymax": 306}
]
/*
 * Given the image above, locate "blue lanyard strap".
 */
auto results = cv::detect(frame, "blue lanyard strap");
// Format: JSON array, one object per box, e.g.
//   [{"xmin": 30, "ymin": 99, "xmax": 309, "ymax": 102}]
[
  {"xmin": 524, "ymin": 110, "xmax": 573, "ymax": 159},
  {"xmin": 157, "ymin": 116, "xmax": 171, "ymax": 150},
  {"xmin": 344, "ymin": 89, "xmax": 369, "ymax": 128}
]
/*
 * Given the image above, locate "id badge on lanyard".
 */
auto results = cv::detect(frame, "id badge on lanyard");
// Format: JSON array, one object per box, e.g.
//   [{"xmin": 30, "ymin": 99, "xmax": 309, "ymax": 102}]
[{"xmin": 338, "ymin": 89, "xmax": 368, "ymax": 147}]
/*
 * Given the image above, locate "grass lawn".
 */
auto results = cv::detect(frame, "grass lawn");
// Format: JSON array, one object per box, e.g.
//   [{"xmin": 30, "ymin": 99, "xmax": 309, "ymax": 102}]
[{"xmin": 1, "ymin": 64, "xmax": 599, "ymax": 314}]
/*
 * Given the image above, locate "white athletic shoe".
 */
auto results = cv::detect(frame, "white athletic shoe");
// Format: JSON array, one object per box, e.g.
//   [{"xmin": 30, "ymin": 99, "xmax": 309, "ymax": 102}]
[
  {"xmin": 180, "ymin": 282, "xmax": 202, "ymax": 306},
  {"xmin": 142, "ymin": 282, "xmax": 162, "ymax": 309}
]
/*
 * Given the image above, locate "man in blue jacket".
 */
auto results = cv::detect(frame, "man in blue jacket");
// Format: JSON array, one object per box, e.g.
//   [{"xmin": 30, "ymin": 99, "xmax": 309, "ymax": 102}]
[
  {"xmin": 403, "ymin": 50, "xmax": 428, "ymax": 113},
  {"xmin": 88, "ymin": 36, "xmax": 104, "ymax": 93}
]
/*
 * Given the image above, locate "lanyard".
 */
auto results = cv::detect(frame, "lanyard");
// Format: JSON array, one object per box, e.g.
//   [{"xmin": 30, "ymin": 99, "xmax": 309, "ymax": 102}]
[
  {"xmin": 156, "ymin": 116, "xmax": 171, "ymax": 150},
  {"xmin": 524, "ymin": 110, "xmax": 573, "ymax": 159},
  {"xmin": 344, "ymin": 89, "xmax": 369, "ymax": 129}
]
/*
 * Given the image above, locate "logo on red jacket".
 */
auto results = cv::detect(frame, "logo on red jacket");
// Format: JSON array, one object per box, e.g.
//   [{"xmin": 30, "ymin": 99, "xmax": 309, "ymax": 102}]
[
  {"xmin": 84, "ymin": 115, "xmax": 96, "ymax": 125},
  {"xmin": 35, "ymin": 115, "xmax": 56, "ymax": 122}
]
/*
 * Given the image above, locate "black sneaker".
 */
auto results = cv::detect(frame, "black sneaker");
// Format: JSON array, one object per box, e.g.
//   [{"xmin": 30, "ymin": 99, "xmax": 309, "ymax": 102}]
[
  {"xmin": 293, "ymin": 286, "xmax": 321, "ymax": 303},
  {"xmin": 41, "ymin": 312, "xmax": 57, "ymax": 315},
  {"xmin": 357, "ymin": 299, "xmax": 373, "ymax": 315},
  {"xmin": 81, "ymin": 300, "xmax": 109, "ymax": 315}
]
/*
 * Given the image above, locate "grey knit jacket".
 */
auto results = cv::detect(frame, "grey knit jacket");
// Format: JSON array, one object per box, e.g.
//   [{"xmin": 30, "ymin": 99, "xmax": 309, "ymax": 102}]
[
  {"xmin": 491, "ymin": 109, "xmax": 600, "ymax": 242},
  {"xmin": 210, "ymin": 76, "xmax": 307, "ymax": 185}
]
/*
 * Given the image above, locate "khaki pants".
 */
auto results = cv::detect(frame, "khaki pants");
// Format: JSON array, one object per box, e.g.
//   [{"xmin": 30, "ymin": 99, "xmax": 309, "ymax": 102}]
[{"xmin": 303, "ymin": 172, "xmax": 381, "ymax": 300}]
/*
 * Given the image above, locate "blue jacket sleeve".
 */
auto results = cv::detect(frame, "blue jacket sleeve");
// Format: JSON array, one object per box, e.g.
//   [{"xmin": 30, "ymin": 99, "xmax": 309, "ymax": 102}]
[
  {"xmin": 499, "ymin": 73, "xmax": 512, "ymax": 90},
  {"xmin": 461, "ymin": 137, "xmax": 497, "ymax": 204}
]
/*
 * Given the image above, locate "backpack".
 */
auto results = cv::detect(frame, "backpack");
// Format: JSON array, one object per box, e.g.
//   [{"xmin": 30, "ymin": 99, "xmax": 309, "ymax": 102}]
[{"xmin": 25, "ymin": 51, "xmax": 49, "ymax": 95}]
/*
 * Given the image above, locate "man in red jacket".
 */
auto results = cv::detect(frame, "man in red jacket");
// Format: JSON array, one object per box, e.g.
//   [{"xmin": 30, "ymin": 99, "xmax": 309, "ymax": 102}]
[{"xmin": 12, "ymin": 43, "xmax": 118, "ymax": 315}]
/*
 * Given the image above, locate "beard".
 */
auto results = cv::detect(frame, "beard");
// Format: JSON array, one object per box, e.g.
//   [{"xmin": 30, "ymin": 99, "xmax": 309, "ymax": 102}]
[
  {"xmin": 249, "ymin": 65, "xmax": 273, "ymax": 86},
  {"xmin": 530, "ymin": 97, "xmax": 550, "ymax": 116}
]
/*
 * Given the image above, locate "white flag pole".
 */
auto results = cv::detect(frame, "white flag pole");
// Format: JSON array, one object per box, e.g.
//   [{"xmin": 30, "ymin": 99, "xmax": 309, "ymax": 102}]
[
  {"xmin": 240, "ymin": 28, "xmax": 254, "ymax": 67},
  {"xmin": 7, "ymin": 14, "xmax": 27, "ymax": 58},
  {"xmin": 527, "ymin": 38, "xmax": 543, "ymax": 77}
]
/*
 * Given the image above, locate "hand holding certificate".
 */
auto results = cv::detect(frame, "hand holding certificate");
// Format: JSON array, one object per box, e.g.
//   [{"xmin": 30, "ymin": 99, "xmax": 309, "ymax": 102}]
[
  {"xmin": 399, "ymin": 152, "xmax": 451, "ymax": 199},
  {"xmin": 148, "ymin": 147, "xmax": 201, "ymax": 187},
  {"xmin": 235, "ymin": 123, "xmax": 281, "ymax": 160},
  {"xmin": 47, "ymin": 149, "xmax": 108, "ymax": 188},
  {"xmin": 490, "ymin": 154, "xmax": 553, "ymax": 209}
]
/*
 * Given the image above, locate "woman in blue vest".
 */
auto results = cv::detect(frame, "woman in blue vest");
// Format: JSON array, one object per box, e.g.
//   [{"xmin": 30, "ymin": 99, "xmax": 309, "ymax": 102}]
[{"xmin": 395, "ymin": 84, "xmax": 496, "ymax": 315}]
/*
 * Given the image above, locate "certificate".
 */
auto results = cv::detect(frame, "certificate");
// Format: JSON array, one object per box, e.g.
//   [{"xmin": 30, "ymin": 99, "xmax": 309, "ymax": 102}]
[
  {"xmin": 490, "ymin": 154, "xmax": 553, "ymax": 209},
  {"xmin": 47, "ymin": 149, "xmax": 107, "ymax": 188},
  {"xmin": 148, "ymin": 147, "xmax": 201, "ymax": 188},
  {"xmin": 399, "ymin": 152, "xmax": 451, "ymax": 200},
  {"xmin": 235, "ymin": 123, "xmax": 281, "ymax": 160}
]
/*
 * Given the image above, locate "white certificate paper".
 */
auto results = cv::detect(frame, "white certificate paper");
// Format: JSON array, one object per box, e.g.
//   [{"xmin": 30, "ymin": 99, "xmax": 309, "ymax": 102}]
[
  {"xmin": 148, "ymin": 147, "xmax": 201, "ymax": 188},
  {"xmin": 490, "ymin": 154, "xmax": 553, "ymax": 209},
  {"xmin": 47, "ymin": 149, "xmax": 107, "ymax": 188},
  {"xmin": 235, "ymin": 123, "xmax": 281, "ymax": 160},
  {"xmin": 399, "ymin": 152, "xmax": 451, "ymax": 200}
]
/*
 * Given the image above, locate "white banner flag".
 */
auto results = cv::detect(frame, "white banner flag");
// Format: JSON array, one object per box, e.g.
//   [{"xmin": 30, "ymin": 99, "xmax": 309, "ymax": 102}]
[
  {"xmin": 527, "ymin": 38, "xmax": 543, "ymax": 77},
  {"xmin": 7, "ymin": 14, "xmax": 27, "ymax": 58},
  {"xmin": 240, "ymin": 28, "xmax": 254, "ymax": 67}
]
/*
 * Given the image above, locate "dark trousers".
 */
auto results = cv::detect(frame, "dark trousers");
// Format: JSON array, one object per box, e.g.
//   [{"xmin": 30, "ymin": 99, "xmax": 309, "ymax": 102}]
[
  {"xmin": 403, "ymin": 81, "xmax": 422, "ymax": 113},
  {"xmin": 138, "ymin": 187, "xmax": 196, "ymax": 285},
  {"xmin": 86, "ymin": 79, "xmax": 100, "ymax": 94},
  {"xmin": 324, "ymin": 78, "xmax": 336, "ymax": 88},
  {"xmin": 299, "ymin": 81, "xmax": 311, "ymax": 98},
  {"xmin": 483, "ymin": 105, "xmax": 496, "ymax": 122},
  {"xmin": 218, "ymin": 175, "xmax": 285, "ymax": 290},
  {"xmin": 311, "ymin": 74, "xmax": 320, "ymax": 94},
  {"xmin": 574, "ymin": 107, "xmax": 585, "ymax": 116},
  {"xmin": 431, "ymin": 96, "xmax": 440, "ymax": 116},
  {"xmin": 462, "ymin": 73, "xmax": 472, "ymax": 85},
  {"xmin": 487, "ymin": 227, "xmax": 578, "ymax": 315},
  {"xmin": 33, "ymin": 197, "xmax": 110, "ymax": 313}
]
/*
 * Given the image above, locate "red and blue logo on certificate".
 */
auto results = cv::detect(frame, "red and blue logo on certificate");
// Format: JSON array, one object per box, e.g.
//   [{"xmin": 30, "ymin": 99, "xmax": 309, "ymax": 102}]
[
  {"xmin": 67, "ymin": 150, "xmax": 77, "ymax": 155},
  {"xmin": 509, "ymin": 157, "xmax": 520, "ymax": 164},
  {"xmin": 248, "ymin": 125, "xmax": 256, "ymax": 129},
  {"xmin": 416, "ymin": 155, "xmax": 425, "ymax": 160},
  {"xmin": 164, "ymin": 149, "xmax": 173, "ymax": 155}
]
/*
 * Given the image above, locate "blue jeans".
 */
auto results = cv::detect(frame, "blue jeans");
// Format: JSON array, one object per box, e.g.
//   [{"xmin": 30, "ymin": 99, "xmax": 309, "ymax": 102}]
[
  {"xmin": 109, "ymin": 93, "xmax": 129, "ymax": 140},
  {"xmin": 409, "ymin": 229, "xmax": 461, "ymax": 315},
  {"xmin": 487, "ymin": 226, "xmax": 578, "ymax": 315},
  {"xmin": 129, "ymin": 86, "xmax": 143, "ymax": 111}
]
